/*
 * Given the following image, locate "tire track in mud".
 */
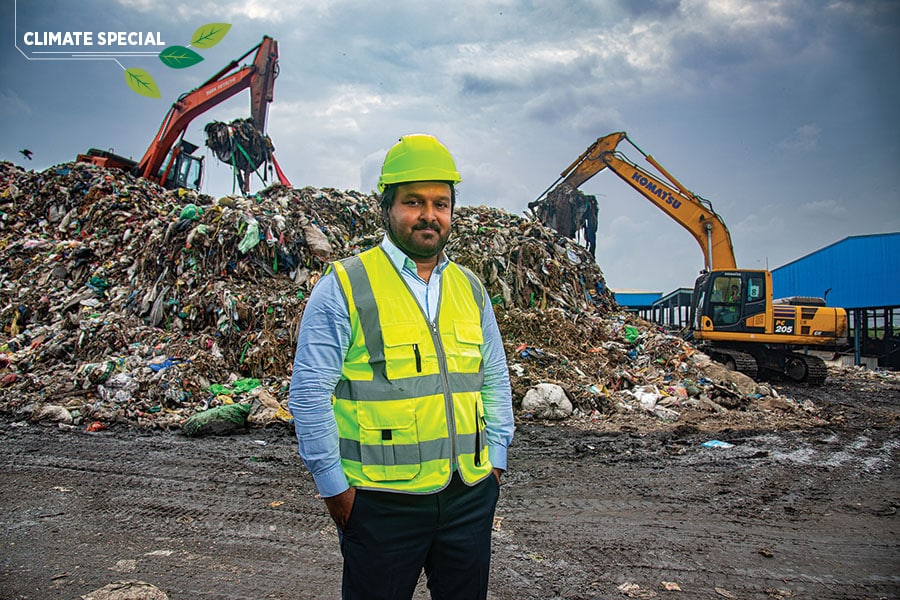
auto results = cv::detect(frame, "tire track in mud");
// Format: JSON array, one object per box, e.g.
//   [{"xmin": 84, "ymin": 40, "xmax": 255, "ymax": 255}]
[
  {"xmin": 5, "ymin": 430, "xmax": 318, "ymax": 532},
  {"xmin": 489, "ymin": 422, "xmax": 900, "ymax": 600},
  {"xmin": 1, "ymin": 424, "xmax": 343, "ymax": 599},
  {"xmin": 3, "ymin": 378, "xmax": 899, "ymax": 600},
  {"xmin": 496, "ymin": 490, "xmax": 897, "ymax": 598}
]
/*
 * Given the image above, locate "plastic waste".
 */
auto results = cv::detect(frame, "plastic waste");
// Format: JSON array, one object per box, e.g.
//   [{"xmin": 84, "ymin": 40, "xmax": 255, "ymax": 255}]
[
  {"xmin": 624, "ymin": 325, "xmax": 640, "ymax": 343},
  {"xmin": 32, "ymin": 404, "xmax": 73, "ymax": 424},
  {"xmin": 237, "ymin": 217, "xmax": 261, "ymax": 253},
  {"xmin": 208, "ymin": 377, "xmax": 261, "ymax": 396},
  {"xmin": 179, "ymin": 203, "xmax": 203, "ymax": 220},
  {"xmin": 182, "ymin": 402, "xmax": 252, "ymax": 437},
  {"xmin": 521, "ymin": 383, "xmax": 573, "ymax": 420},
  {"xmin": 76, "ymin": 360, "xmax": 120, "ymax": 385},
  {"xmin": 701, "ymin": 440, "xmax": 734, "ymax": 449},
  {"xmin": 97, "ymin": 372, "xmax": 138, "ymax": 403}
]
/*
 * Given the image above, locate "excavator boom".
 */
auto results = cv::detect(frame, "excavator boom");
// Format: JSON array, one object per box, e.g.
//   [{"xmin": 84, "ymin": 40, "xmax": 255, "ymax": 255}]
[
  {"xmin": 137, "ymin": 36, "xmax": 282, "ymax": 185},
  {"xmin": 79, "ymin": 36, "xmax": 288, "ymax": 191},
  {"xmin": 536, "ymin": 132, "xmax": 848, "ymax": 385},
  {"xmin": 553, "ymin": 132, "xmax": 736, "ymax": 272}
]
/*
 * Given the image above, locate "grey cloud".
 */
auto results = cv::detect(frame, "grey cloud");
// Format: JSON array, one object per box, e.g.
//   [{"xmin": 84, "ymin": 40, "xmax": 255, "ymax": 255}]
[
  {"xmin": 777, "ymin": 124, "xmax": 821, "ymax": 152},
  {"xmin": 459, "ymin": 73, "xmax": 520, "ymax": 96}
]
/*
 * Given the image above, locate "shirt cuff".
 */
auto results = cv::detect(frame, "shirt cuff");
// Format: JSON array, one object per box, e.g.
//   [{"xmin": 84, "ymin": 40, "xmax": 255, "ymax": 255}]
[
  {"xmin": 488, "ymin": 445, "xmax": 508, "ymax": 471},
  {"xmin": 314, "ymin": 463, "xmax": 350, "ymax": 498}
]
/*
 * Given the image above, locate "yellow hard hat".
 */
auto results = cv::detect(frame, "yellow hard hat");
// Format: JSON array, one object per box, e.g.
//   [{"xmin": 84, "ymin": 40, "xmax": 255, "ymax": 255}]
[{"xmin": 377, "ymin": 134, "xmax": 461, "ymax": 193}]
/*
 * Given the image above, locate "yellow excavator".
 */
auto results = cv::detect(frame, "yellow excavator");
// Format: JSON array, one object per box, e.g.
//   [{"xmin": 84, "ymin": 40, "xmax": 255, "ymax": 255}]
[{"xmin": 532, "ymin": 131, "xmax": 849, "ymax": 384}]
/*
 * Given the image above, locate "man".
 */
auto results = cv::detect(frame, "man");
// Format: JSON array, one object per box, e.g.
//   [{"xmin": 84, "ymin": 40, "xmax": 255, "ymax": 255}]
[
  {"xmin": 289, "ymin": 134, "xmax": 515, "ymax": 599},
  {"xmin": 726, "ymin": 284, "xmax": 741, "ymax": 303}
]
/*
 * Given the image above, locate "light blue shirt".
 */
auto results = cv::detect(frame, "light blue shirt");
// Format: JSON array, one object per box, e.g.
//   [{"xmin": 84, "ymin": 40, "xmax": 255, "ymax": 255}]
[{"xmin": 288, "ymin": 235, "xmax": 515, "ymax": 498}]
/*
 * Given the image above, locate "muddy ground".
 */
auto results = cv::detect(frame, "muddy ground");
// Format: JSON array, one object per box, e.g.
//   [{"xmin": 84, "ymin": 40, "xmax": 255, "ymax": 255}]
[{"xmin": 1, "ymin": 370, "xmax": 898, "ymax": 600}]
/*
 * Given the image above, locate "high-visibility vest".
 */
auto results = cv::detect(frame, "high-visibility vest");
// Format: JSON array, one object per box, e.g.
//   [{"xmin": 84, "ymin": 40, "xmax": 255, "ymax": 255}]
[{"xmin": 329, "ymin": 246, "xmax": 493, "ymax": 493}]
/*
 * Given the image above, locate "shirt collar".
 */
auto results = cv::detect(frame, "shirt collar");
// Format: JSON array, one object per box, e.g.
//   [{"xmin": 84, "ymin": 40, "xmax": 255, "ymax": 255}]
[{"xmin": 381, "ymin": 234, "xmax": 450, "ymax": 276}]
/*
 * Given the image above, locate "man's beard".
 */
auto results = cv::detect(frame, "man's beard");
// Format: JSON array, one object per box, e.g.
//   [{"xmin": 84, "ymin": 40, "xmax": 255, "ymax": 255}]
[{"xmin": 389, "ymin": 221, "xmax": 451, "ymax": 260}]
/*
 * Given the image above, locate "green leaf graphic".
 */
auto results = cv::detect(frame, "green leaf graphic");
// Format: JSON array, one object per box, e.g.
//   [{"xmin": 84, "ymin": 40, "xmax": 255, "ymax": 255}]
[
  {"xmin": 191, "ymin": 23, "xmax": 231, "ymax": 49},
  {"xmin": 125, "ymin": 68, "xmax": 161, "ymax": 98},
  {"xmin": 159, "ymin": 45, "xmax": 204, "ymax": 69}
]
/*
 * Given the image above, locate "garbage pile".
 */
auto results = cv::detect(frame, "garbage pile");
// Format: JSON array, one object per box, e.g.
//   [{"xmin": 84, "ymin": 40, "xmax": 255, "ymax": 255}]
[
  {"xmin": 447, "ymin": 204, "xmax": 611, "ymax": 312},
  {"xmin": 1, "ymin": 160, "xmax": 816, "ymax": 434}
]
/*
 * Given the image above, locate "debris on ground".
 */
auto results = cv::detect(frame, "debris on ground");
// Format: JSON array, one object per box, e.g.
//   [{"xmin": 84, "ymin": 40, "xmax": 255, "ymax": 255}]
[
  {"xmin": 1, "ymin": 159, "xmax": 892, "ymax": 435},
  {"xmin": 520, "ymin": 382, "xmax": 573, "ymax": 420},
  {"xmin": 81, "ymin": 580, "xmax": 168, "ymax": 600}
]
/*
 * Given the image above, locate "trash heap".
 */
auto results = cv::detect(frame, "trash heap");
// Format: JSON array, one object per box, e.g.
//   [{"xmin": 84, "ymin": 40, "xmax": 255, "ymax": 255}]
[
  {"xmin": 447, "ymin": 204, "xmax": 610, "ymax": 312},
  {"xmin": 1, "ymin": 160, "xmax": 809, "ymax": 434},
  {"xmin": 497, "ymin": 307, "xmax": 788, "ymax": 425}
]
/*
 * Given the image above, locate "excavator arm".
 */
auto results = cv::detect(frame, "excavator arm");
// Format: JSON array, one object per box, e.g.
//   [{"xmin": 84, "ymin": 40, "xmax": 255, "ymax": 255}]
[
  {"xmin": 136, "ymin": 35, "xmax": 288, "ymax": 187},
  {"xmin": 537, "ymin": 133, "xmax": 848, "ymax": 385},
  {"xmin": 539, "ymin": 132, "xmax": 737, "ymax": 272}
]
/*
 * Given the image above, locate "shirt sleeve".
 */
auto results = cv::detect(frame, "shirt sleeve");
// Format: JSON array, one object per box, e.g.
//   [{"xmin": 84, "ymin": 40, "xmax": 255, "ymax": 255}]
[
  {"xmin": 479, "ymin": 290, "xmax": 515, "ymax": 471},
  {"xmin": 288, "ymin": 272, "xmax": 352, "ymax": 498}
]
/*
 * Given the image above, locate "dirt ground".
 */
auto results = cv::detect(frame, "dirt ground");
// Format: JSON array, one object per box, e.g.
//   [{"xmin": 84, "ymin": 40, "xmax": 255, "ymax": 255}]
[{"xmin": 1, "ymin": 370, "xmax": 898, "ymax": 600}]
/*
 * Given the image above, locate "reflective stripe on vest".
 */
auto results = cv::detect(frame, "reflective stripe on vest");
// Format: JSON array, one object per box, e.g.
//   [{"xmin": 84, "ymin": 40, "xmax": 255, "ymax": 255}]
[{"xmin": 330, "ymin": 246, "xmax": 492, "ymax": 493}]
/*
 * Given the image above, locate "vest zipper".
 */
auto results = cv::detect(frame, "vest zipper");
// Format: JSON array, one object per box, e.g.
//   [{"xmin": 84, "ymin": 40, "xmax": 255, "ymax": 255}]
[
  {"xmin": 412, "ymin": 343, "xmax": 421, "ymax": 372},
  {"xmin": 474, "ymin": 400, "xmax": 482, "ymax": 466},
  {"xmin": 430, "ymin": 320, "xmax": 457, "ymax": 465}
]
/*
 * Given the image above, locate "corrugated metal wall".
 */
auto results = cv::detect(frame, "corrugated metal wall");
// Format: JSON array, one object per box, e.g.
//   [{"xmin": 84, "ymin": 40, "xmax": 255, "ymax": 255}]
[
  {"xmin": 771, "ymin": 233, "xmax": 900, "ymax": 309},
  {"xmin": 612, "ymin": 292, "xmax": 662, "ymax": 309}
]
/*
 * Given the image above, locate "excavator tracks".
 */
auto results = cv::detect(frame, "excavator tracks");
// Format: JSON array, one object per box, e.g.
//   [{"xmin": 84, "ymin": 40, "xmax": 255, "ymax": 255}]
[
  {"xmin": 783, "ymin": 352, "xmax": 828, "ymax": 385},
  {"xmin": 710, "ymin": 348, "xmax": 758, "ymax": 380},
  {"xmin": 704, "ymin": 344, "xmax": 833, "ymax": 385},
  {"xmin": 717, "ymin": 347, "xmax": 829, "ymax": 385}
]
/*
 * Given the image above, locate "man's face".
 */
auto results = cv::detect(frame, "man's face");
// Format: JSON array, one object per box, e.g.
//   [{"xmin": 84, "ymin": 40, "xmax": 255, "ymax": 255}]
[{"xmin": 386, "ymin": 181, "xmax": 453, "ymax": 260}]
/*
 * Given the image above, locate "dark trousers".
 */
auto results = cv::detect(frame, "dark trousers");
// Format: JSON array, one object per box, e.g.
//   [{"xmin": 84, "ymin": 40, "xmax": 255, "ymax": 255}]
[{"xmin": 339, "ymin": 472, "xmax": 500, "ymax": 600}]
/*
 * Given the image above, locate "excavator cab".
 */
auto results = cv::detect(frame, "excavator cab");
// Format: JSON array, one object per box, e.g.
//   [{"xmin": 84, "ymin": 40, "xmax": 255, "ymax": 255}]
[
  {"xmin": 691, "ymin": 270, "xmax": 768, "ymax": 333},
  {"xmin": 158, "ymin": 140, "xmax": 204, "ymax": 191}
]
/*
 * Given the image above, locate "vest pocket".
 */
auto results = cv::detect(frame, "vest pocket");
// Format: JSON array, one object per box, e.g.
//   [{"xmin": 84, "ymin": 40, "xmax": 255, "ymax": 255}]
[
  {"xmin": 382, "ymin": 322, "xmax": 430, "ymax": 380},
  {"xmin": 358, "ymin": 402, "xmax": 421, "ymax": 481},
  {"xmin": 451, "ymin": 321, "xmax": 484, "ymax": 370}
]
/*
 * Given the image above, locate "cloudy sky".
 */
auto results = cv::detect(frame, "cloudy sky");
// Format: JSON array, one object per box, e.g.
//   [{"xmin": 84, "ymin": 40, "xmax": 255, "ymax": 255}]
[{"xmin": 2, "ymin": 0, "xmax": 898, "ymax": 294}]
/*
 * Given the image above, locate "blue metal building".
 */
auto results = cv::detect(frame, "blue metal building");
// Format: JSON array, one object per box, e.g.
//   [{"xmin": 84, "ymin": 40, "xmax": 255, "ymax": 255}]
[
  {"xmin": 611, "ymin": 289, "xmax": 661, "ymax": 314},
  {"xmin": 770, "ymin": 232, "xmax": 899, "ymax": 367},
  {"xmin": 641, "ymin": 233, "xmax": 899, "ymax": 367},
  {"xmin": 646, "ymin": 287, "xmax": 694, "ymax": 330},
  {"xmin": 770, "ymin": 233, "xmax": 900, "ymax": 310}
]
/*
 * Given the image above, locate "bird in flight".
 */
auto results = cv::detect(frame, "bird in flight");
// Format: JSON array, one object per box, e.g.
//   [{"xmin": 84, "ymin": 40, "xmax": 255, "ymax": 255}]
[{"xmin": 20, "ymin": 149, "xmax": 33, "ymax": 160}]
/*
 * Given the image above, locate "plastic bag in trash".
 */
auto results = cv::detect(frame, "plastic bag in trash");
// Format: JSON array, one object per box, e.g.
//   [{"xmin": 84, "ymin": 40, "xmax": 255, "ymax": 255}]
[
  {"xmin": 624, "ymin": 325, "xmax": 640, "ymax": 344},
  {"xmin": 182, "ymin": 402, "xmax": 252, "ymax": 437}
]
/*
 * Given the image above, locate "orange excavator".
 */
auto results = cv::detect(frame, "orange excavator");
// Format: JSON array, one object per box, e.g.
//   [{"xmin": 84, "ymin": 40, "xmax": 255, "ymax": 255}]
[
  {"xmin": 77, "ymin": 35, "xmax": 290, "ymax": 192},
  {"xmin": 534, "ymin": 132, "xmax": 849, "ymax": 384}
]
